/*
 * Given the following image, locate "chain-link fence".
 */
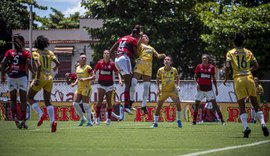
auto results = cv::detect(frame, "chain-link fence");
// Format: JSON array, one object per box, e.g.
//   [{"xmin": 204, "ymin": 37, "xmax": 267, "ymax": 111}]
[{"xmin": 1, "ymin": 80, "xmax": 269, "ymax": 103}]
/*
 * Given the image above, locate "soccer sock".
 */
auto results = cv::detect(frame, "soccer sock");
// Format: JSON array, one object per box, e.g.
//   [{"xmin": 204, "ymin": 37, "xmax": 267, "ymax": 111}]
[
  {"xmin": 46, "ymin": 105, "xmax": 55, "ymax": 123},
  {"xmin": 240, "ymin": 113, "xmax": 248, "ymax": 130},
  {"xmin": 107, "ymin": 108, "xmax": 112, "ymax": 120},
  {"xmin": 251, "ymin": 108, "xmax": 255, "ymax": 120},
  {"xmin": 73, "ymin": 102, "xmax": 84, "ymax": 120},
  {"xmin": 193, "ymin": 111, "xmax": 198, "ymax": 122},
  {"xmin": 202, "ymin": 108, "xmax": 207, "ymax": 120},
  {"xmin": 32, "ymin": 103, "xmax": 43, "ymax": 119},
  {"xmin": 124, "ymin": 91, "xmax": 130, "ymax": 107},
  {"xmin": 96, "ymin": 105, "xmax": 101, "ymax": 118},
  {"xmin": 83, "ymin": 103, "xmax": 92, "ymax": 123},
  {"xmin": 142, "ymin": 82, "xmax": 150, "ymax": 107},
  {"xmin": 21, "ymin": 111, "xmax": 26, "ymax": 121},
  {"xmin": 176, "ymin": 111, "xmax": 182, "ymax": 121},
  {"xmin": 11, "ymin": 107, "xmax": 17, "ymax": 119},
  {"xmin": 154, "ymin": 115, "xmax": 159, "ymax": 124},
  {"xmin": 256, "ymin": 111, "xmax": 266, "ymax": 125},
  {"xmin": 217, "ymin": 112, "xmax": 225, "ymax": 122},
  {"xmin": 111, "ymin": 112, "xmax": 120, "ymax": 119},
  {"xmin": 130, "ymin": 78, "xmax": 138, "ymax": 101}
]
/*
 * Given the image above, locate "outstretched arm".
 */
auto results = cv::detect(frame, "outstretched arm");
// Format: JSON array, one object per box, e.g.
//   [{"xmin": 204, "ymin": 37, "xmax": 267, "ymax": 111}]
[
  {"xmin": 153, "ymin": 51, "xmax": 166, "ymax": 59},
  {"xmin": 110, "ymin": 41, "xmax": 119, "ymax": 60}
]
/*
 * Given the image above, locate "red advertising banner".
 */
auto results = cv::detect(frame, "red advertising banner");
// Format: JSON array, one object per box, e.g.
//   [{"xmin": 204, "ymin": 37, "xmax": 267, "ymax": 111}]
[{"xmin": 1, "ymin": 102, "xmax": 269, "ymax": 123}]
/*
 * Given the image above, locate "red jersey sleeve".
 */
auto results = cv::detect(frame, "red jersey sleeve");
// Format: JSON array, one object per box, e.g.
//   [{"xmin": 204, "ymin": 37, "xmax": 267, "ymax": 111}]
[
  {"xmin": 4, "ymin": 50, "xmax": 11, "ymax": 57},
  {"xmin": 70, "ymin": 73, "xmax": 77, "ymax": 80},
  {"xmin": 210, "ymin": 65, "xmax": 216, "ymax": 75},
  {"xmin": 94, "ymin": 61, "xmax": 100, "ymax": 72},
  {"xmin": 131, "ymin": 38, "xmax": 138, "ymax": 47},
  {"xmin": 25, "ymin": 50, "xmax": 32, "ymax": 59},
  {"xmin": 194, "ymin": 65, "xmax": 200, "ymax": 73}
]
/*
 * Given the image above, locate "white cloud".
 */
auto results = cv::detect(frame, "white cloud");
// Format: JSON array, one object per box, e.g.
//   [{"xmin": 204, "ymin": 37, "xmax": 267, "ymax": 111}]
[{"xmin": 63, "ymin": 0, "xmax": 86, "ymax": 17}]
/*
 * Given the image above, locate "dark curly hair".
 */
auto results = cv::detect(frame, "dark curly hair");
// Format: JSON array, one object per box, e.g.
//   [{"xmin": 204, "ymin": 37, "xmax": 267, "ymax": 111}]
[
  {"xmin": 34, "ymin": 35, "xmax": 49, "ymax": 50},
  {"xmin": 234, "ymin": 33, "xmax": 245, "ymax": 47},
  {"xmin": 131, "ymin": 24, "xmax": 143, "ymax": 38},
  {"xmin": 13, "ymin": 35, "xmax": 25, "ymax": 51}
]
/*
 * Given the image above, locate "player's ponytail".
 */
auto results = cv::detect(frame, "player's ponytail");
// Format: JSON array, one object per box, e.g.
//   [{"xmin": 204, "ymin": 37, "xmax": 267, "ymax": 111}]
[
  {"xmin": 131, "ymin": 25, "xmax": 142, "ymax": 37},
  {"xmin": 13, "ymin": 35, "xmax": 25, "ymax": 52},
  {"xmin": 34, "ymin": 35, "xmax": 49, "ymax": 50}
]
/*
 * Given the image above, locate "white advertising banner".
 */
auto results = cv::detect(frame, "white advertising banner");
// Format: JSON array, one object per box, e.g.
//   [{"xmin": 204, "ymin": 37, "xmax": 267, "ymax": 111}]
[{"xmin": 0, "ymin": 81, "xmax": 237, "ymax": 102}]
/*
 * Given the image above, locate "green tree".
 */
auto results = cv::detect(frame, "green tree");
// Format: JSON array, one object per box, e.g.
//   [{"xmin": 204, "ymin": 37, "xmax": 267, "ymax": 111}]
[
  {"xmin": 37, "ymin": 8, "xmax": 80, "ymax": 29},
  {"xmin": 195, "ymin": 1, "xmax": 270, "ymax": 78},
  {"xmin": 82, "ymin": 0, "xmax": 212, "ymax": 79},
  {"xmin": 0, "ymin": 0, "xmax": 46, "ymax": 56}
]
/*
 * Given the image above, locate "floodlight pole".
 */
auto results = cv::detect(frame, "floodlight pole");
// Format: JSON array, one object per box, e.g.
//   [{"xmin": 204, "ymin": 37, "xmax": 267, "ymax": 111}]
[{"xmin": 29, "ymin": 4, "xmax": 33, "ymax": 81}]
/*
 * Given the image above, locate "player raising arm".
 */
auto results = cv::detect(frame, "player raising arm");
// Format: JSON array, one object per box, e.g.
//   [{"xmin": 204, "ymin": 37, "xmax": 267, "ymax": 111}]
[{"xmin": 130, "ymin": 34, "xmax": 166, "ymax": 114}]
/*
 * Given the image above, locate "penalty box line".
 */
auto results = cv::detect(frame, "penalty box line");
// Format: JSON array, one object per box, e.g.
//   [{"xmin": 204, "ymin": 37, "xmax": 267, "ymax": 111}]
[{"xmin": 181, "ymin": 140, "xmax": 270, "ymax": 156}]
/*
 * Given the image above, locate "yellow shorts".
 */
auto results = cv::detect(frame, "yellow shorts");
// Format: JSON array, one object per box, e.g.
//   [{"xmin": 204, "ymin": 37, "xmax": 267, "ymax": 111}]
[
  {"xmin": 234, "ymin": 75, "xmax": 256, "ymax": 100},
  {"xmin": 158, "ymin": 90, "xmax": 179, "ymax": 101},
  {"xmin": 133, "ymin": 61, "xmax": 152, "ymax": 77},
  {"xmin": 75, "ymin": 87, "xmax": 92, "ymax": 97},
  {"xmin": 31, "ymin": 79, "xmax": 53, "ymax": 92}
]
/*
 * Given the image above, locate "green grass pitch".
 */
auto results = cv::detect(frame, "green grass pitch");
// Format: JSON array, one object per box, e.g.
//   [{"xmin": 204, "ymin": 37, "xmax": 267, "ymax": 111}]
[{"xmin": 0, "ymin": 121, "xmax": 269, "ymax": 156}]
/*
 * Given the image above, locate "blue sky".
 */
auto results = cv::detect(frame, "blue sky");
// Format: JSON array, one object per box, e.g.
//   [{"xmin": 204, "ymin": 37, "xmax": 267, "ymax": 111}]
[{"xmin": 34, "ymin": 0, "xmax": 86, "ymax": 17}]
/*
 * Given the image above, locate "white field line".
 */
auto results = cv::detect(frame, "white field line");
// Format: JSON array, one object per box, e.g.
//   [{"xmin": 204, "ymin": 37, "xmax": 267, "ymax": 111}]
[{"xmin": 181, "ymin": 140, "xmax": 270, "ymax": 156}]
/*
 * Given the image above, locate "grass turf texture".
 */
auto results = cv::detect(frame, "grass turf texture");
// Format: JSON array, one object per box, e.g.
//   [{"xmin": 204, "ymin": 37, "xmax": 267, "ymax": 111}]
[{"xmin": 0, "ymin": 121, "xmax": 269, "ymax": 156}]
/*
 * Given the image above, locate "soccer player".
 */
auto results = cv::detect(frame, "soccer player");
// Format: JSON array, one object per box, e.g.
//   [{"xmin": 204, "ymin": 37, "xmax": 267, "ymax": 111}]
[
  {"xmin": 201, "ymin": 100, "xmax": 219, "ymax": 123},
  {"xmin": 65, "ymin": 62, "xmax": 79, "ymax": 85},
  {"xmin": 94, "ymin": 50, "xmax": 122, "ymax": 125},
  {"xmin": 224, "ymin": 33, "xmax": 269, "ymax": 138},
  {"xmin": 27, "ymin": 35, "xmax": 60, "ymax": 133},
  {"xmin": 130, "ymin": 34, "xmax": 166, "ymax": 114},
  {"xmin": 1, "ymin": 35, "xmax": 34, "ymax": 129},
  {"xmin": 151, "ymin": 56, "xmax": 182, "ymax": 128},
  {"xmin": 71, "ymin": 54, "xmax": 95, "ymax": 126},
  {"xmin": 250, "ymin": 77, "xmax": 264, "ymax": 123},
  {"xmin": 110, "ymin": 25, "xmax": 142, "ymax": 114},
  {"xmin": 192, "ymin": 54, "xmax": 225, "ymax": 125}
]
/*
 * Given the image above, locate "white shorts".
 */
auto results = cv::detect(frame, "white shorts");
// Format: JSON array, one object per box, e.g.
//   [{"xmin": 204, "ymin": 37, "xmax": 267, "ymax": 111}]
[
  {"xmin": 115, "ymin": 54, "xmax": 132, "ymax": 75},
  {"xmin": 7, "ymin": 76, "xmax": 28, "ymax": 91},
  {"xmin": 98, "ymin": 84, "xmax": 114, "ymax": 93},
  {"xmin": 195, "ymin": 90, "xmax": 215, "ymax": 101}
]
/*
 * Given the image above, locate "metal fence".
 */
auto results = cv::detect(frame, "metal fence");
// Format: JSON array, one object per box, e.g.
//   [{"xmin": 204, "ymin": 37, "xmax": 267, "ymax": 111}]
[{"xmin": 1, "ymin": 80, "xmax": 269, "ymax": 103}]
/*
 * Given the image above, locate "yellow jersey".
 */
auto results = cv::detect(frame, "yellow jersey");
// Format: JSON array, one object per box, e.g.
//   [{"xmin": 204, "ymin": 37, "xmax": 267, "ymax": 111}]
[
  {"xmin": 256, "ymin": 84, "xmax": 264, "ymax": 103},
  {"xmin": 76, "ymin": 64, "xmax": 92, "ymax": 89},
  {"xmin": 157, "ymin": 67, "xmax": 178, "ymax": 92},
  {"xmin": 226, "ymin": 48, "xmax": 256, "ymax": 78},
  {"xmin": 137, "ymin": 44, "xmax": 157, "ymax": 63},
  {"xmin": 32, "ymin": 49, "xmax": 56, "ymax": 80}
]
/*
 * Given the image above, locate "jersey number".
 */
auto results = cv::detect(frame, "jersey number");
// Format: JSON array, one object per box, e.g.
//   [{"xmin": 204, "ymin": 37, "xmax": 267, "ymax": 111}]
[
  {"xmin": 236, "ymin": 55, "xmax": 247, "ymax": 69},
  {"xmin": 13, "ymin": 55, "xmax": 19, "ymax": 65},
  {"xmin": 42, "ymin": 56, "xmax": 49, "ymax": 68},
  {"xmin": 118, "ymin": 41, "xmax": 127, "ymax": 51}
]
